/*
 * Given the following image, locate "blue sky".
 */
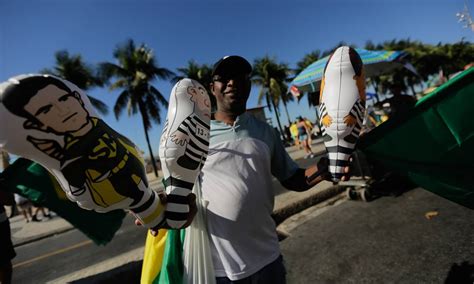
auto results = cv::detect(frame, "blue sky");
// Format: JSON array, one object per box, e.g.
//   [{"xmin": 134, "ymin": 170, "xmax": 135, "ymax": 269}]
[{"xmin": 1, "ymin": 0, "xmax": 473, "ymax": 158}]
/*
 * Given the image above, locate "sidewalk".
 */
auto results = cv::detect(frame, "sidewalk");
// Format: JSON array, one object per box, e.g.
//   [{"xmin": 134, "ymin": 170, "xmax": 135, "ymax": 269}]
[
  {"xmin": 9, "ymin": 138, "xmax": 331, "ymax": 247},
  {"xmin": 8, "ymin": 138, "xmax": 346, "ymax": 282}
]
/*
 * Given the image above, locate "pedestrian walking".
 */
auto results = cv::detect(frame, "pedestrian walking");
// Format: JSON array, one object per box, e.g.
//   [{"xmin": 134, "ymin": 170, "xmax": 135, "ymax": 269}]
[
  {"xmin": 14, "ymin": 194, "xmax": 35, "ymax": 222},
  {"xmin": 32, "ymin": 206, "xmax": 52, "ymax": 221},
  {"xmin": 297, "ymin": 116, "xmax": 315, "ymax": 159}
]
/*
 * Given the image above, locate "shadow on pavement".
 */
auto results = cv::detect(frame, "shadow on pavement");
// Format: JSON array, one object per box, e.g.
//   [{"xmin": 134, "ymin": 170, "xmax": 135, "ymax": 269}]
[
  {"xmin": 444, "ymin": 261, "xmax": 474, "ymax": 284},
  {"xmin": 369, "ymin": 171, "xmax": 418, "ymax": 198},
  {"xmin": 71, "ymin": 261, "xmax": 142, "ymax": 284}
]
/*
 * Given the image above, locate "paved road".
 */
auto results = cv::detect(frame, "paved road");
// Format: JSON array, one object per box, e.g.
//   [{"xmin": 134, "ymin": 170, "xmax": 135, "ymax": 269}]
[
  {"xmin": 280, "ymin": 187, "xmax": 474, "ymax": 283},
  {"xmin": 10, "ymin": 156, "xmax": 323, "ymax": 283},
  {"xmin": 11, "ymin": 214, "xmax": 146, "ymax": 283}
]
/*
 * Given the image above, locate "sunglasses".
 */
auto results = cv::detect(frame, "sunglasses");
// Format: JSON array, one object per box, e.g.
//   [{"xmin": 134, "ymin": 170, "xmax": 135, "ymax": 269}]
[{"xmin": 212, "ymin": 73, "xmax": 250, "ymax": 83}]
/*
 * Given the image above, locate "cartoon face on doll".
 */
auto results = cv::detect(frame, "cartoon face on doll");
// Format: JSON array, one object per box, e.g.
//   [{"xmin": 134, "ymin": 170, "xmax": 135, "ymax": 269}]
[
  {"xmin": 2, "ymin": 76, "xmax": 92, "ymax": 136},
  {"xmin": 24, "ymin": 84, "xmax": 91, "ymax": 134},
  {"xmin": 187, "ymin": 86, "xmax": 210, "ymax": 119}
]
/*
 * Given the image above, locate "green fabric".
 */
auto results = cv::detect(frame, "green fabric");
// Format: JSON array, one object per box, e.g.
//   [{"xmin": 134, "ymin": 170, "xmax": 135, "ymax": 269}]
[
  {"xmin": 359, "ymin": 67, "xmax": 474, "ymax": 209},
  {"xmin": 0, "ymin": 158, "xmax": 126, "ymax": 245},
  {"xmin": 155, "ymin": 229, "xmax": 185, "ymax": 284}
]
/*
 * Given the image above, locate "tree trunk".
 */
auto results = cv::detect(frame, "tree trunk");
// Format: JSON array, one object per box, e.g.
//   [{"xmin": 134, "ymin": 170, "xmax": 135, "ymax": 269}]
[
  {"xmin": 314, "ymin": 107, "xmax": 320, "ymax": 122},
  {"xmin": 270, "ymin": 95, "xmax": 285, "ymax": 142},
  {"xmin": 282, "ymin": 99, "xmax": 292, "ymax": 126},
  {"xmin": 140, "ymin": 115, "xmax": 159, "ymax": 177}
]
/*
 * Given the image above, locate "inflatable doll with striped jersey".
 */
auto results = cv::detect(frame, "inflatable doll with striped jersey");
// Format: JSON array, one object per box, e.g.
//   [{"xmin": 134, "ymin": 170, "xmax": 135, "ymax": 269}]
[{"xmin": 319, "ymin": 46, "xmax": 366, "ymax": 182}]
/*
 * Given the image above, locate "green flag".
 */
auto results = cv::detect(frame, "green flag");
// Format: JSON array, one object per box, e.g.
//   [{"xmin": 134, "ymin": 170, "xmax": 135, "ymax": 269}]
[
  {"xmin": 0, "ymin": 158, "xmax": 126, "ymax": 245},
  {"xmin": 141, "ymin": 229, "xmax": 185, "ymax": 284},
  {"xmin": 359, "ymin": 67, "xmax": 474, "ymax": 209}
]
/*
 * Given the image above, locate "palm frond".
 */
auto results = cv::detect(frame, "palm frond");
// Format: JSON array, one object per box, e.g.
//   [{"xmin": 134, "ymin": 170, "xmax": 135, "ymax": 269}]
[
  {"xmin": 153, "ymin": 67, "xmax": 175, "ymax": 80},
  {"xmin": 114, "ymin": 90, "xmax": 130, "ymax": 120},
  {"xmin": 144, "ymin": 95, "xmax": 162, "ymax": 125},
  {"xmin": 39, "ymin": 68, "xmax": 54, "ymax": 75},
  {"xmin": 257, "ymin": 87, "xmax": 266, "ymax": 105},
  {"xmin": 98, "ymin": 62, "xmax": 127, "ymax": 81},
  {"xmin": 149, "ymin": 86, "xmax": 168, "ymax": 107},
  {"xmin": 128, "ymin": 92, "xmax": 139, "ymax": 116},
  {"xmin": 87, "ymin": 96, "xmax": 109, "ymax": 115},
  {"xmin": 109, "ymin": 79, "xmax": 129, "ymax": 91}
]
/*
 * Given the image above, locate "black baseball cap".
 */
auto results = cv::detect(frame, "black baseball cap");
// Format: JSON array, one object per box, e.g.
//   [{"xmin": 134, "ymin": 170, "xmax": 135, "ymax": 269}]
[{"xmin": 212, "ymin": 55, "xmax": 252, "ymax": 77}]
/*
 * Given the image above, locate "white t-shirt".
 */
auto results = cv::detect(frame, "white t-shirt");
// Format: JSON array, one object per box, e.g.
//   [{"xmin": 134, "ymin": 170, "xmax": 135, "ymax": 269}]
[{"xmin": 200, "ymin": 113, "xmax": 298, "ymax": 280}]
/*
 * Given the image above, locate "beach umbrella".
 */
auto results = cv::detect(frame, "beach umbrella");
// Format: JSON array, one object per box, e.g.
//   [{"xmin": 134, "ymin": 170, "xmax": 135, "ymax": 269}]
[{"xmin": 291, "ymin": 48, "xmax": 410, "ymax": 93}]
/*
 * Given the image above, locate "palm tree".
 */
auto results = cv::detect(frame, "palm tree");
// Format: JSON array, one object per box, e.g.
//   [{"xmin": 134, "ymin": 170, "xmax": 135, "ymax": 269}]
[
  {"xmin": 280, "ymin": 84, "xmax": 294, "ymax": 125},
  {"xmin": 173, "ymin": 60, "xmax": 215, "ymax": 111},
  {"xmin": 40, "ymin": 50, "xmax": 109, "ymax": 115},
  {"xmin": 252, "ymin": 56, "xmax": 291, "ymax": 140},
  {"xmin": 173, "ymin": 60, "xmax": 213, "ymax": 86},
  {"xmin": 294, "ymin": 50, "xmax": 323, "ymax": 119},
  {"xmin": 99, "ymin": 39, "xmax": 175, "ymax": 177},
  {"xmin": 294, "ymin": 50, "xmax": 321, "ymax": 76},
  {"xmin": 378, "ymin": 39, "xmax": 425, "ymax": 96}
]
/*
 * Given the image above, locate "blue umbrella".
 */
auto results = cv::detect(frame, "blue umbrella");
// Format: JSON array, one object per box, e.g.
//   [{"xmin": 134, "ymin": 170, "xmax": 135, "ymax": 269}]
[{"xmin": 291, "ymin": 48, "xmax": 409, "ymax": 93}]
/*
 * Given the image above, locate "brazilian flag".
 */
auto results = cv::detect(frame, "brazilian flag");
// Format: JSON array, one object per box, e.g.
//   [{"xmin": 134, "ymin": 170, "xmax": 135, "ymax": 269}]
[
  {"xmin": 359, "ymin": 67, "xmax": 474, "ymax": 209},
  {"xmin": 0, "ymin": 158, "xmax": 126, "ymax": 245},
  {"xmin": 141, "ymin": 229, "xmax": 185, "ymax": 284}
]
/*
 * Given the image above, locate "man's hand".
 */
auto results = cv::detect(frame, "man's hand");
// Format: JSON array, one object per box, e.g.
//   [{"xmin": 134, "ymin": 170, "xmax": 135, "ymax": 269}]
[
  {"xmin": 281, "ymin": 155, "xmax": 353, "ymax": 192},
  {"xmin": 134, "ymin": 193, "xmax": 197, "ymax": 236},
  {"xmin": 306, "ymin": 156, "xmax": 352, "ymax": 185}
]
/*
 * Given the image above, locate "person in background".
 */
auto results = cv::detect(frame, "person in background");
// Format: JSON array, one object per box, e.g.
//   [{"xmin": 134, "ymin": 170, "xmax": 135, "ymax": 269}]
[
  {"xmin": 283, "ymin": 125, "xmax": 292, "ymax": 146},
  {"xmin": 32, "ymin": 206, "xmax": 52, "ymax": 221},
  {"xmin": 303, "ymin": 117, "xmax": 314, "ymax": 144},
  {"xmin": 297, "ymin": 116, "xmax": 315, "ymax": 159},
  {"xmin": 0, "ymin": 179, "xmax": 16, "ymax": 284},
  {"xmin": 289, "ymin": 121, "xmax": 300, "ymax": 148},
  {"xmin": 201, "ymin": 55, "xmax": 351, "ymax": 283},
  {"xmin": 15, "ymin": 194, "xmax": 35, "ymax": 222},
  {"xmin": 386, "ymin": 86, "xmax": 416, "ymax": 119}
]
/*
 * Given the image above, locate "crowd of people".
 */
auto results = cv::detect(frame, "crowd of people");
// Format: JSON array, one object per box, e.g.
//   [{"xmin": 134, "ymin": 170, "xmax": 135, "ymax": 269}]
[{"xmin": 10, "ymin": 194, "xmax": 53, "ymax": 223}]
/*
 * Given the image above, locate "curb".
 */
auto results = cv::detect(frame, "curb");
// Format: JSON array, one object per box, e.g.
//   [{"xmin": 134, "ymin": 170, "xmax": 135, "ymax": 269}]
[
  {"xmin": 71, "ymin": 184, "xmax": 345, "ymax": 283},
  {"xmin": 272, "ymin": 185, "xmax": 344, "ymax": 226},
  {"xmin": 70, "ymin": 261, "xmax": 142, "ymax": 284},
  {"xmin": 275, "ymin": 192, "xmax": 348, "ymax": 241},
  {"xmin": 13, "ymin": 226, "xmax": 75, "ymax": 248}
]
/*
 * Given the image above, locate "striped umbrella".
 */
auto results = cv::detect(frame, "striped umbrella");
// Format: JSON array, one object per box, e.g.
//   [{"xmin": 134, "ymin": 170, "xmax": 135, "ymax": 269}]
[{"xmin": 291, "ymin": 48, "xmax": 408, "ymax": 93}]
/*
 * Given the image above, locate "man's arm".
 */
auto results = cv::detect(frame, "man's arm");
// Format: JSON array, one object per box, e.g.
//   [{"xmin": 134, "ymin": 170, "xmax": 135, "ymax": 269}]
[{"xmin": 281, "ymin": 157, "xmax": 350, "ymax": 192}]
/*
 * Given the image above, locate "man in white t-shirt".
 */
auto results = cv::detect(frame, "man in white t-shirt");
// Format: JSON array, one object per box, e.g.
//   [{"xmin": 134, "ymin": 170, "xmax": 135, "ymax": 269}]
[{"xmin": 203, "ymin": 55, "xmax": 350, "ymax": 283}]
